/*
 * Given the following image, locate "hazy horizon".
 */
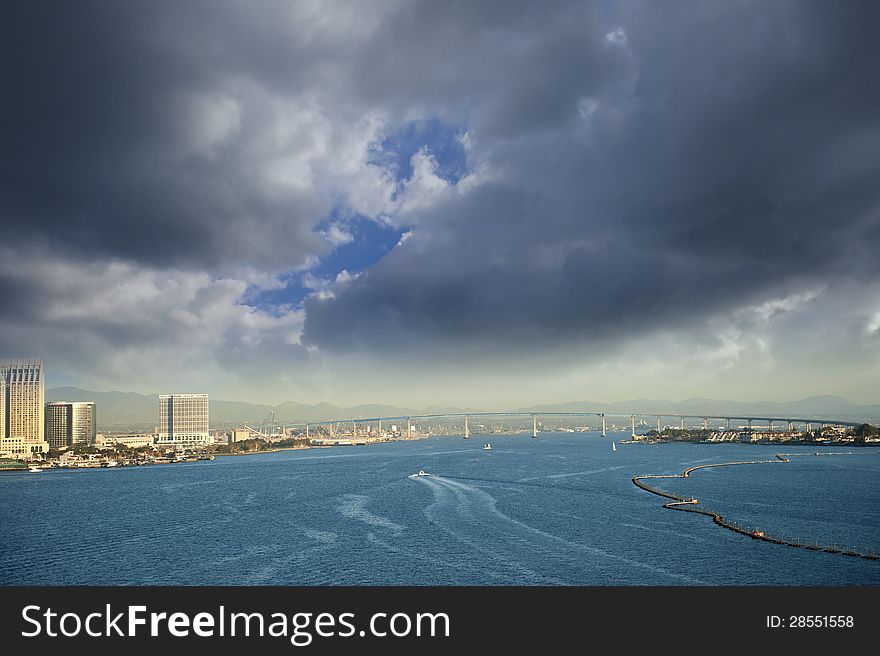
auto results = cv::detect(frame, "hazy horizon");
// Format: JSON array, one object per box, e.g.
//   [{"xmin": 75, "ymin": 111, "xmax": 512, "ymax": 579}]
[
  {"xmin": 2, "ymin": 2, "xmax": 879, "ymax": 408},
  {"xmin": 42, "ymin": 381, "xmax": 877, "ymax": 414}
]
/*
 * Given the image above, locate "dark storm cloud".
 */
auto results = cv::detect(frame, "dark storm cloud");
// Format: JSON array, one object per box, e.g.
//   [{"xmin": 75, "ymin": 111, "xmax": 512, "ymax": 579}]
[
  {"xmin": 1, "ymin": 0, "xmax": 333, "ymax": 270},
  {"xmin": 345, "ymin": 0, "xmax": 632, "ymax": 138},
  {"xmin": 3, "ymin": 0, "xmax": 879, "ymax": 387},
  {"xmin": 302, "ymin": 0, "xmax": 880, "ymax": 356}
]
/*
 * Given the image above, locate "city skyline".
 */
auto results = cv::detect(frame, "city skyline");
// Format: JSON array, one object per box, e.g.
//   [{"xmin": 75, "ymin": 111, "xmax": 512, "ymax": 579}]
[{"xmin": 2, "ymin": 2, "xmax": 879, "ymax": 408}]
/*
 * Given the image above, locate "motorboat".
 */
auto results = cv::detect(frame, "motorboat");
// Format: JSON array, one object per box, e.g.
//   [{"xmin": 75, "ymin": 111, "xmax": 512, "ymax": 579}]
[
  {"xmin": 483, "ymin": 443, "xmax": 492, "ymax": 450},
  {"xmin": 28, "ymin": 466, "xmax": 43, "ymax": 473}
]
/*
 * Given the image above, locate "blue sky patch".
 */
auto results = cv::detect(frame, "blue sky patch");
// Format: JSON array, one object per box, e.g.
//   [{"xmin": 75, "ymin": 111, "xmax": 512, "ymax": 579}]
[
  {"xmin": 374, "ymin": 117, "xmax": 469, "ymax": 186},
  {"xmin": 246, "ymin": 217, "xmax": 405, "ymax": 310},
  {"xmin": 246, "ymin": 118, "xmax": 467, "ymax": 312}
]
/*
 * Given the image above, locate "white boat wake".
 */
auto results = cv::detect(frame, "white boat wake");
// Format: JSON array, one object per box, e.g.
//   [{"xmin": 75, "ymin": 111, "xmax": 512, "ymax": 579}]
[{"xmin": 412, "ymin": 474, "xmax": 705, "ymax": 584}]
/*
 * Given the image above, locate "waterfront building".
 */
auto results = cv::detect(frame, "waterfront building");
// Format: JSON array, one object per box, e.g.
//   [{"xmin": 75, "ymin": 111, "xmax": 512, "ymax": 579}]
[
  {"xmin": 45, "ymin": 402, "xmax": 67, "ymax": 448},
  {"xmin": 0, "ymin": 359, "xmax": 48, "ymax": 458},
  {"xmin": 45, "ymin": 401, "xmax": 97, "ymax": 448},
  {"xmin": 95, "ymin": 433, "xmax": 154, "ymax": 449},
  {"xmin": 229, "ymin": 428, "xmax": 250, "ymax": 444},
  {"xmin": 157, "ymin": 394, "xmax": 209, "ymax": 447}
]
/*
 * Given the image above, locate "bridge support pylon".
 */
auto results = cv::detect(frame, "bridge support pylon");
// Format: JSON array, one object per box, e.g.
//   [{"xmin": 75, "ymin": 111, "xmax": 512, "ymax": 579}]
[
  {"xmin": 407, "ymin": 417, "xmax": 411, "ymax": 439},
  {"xmin": 464, "ymin": 415, "xmax": 470, "ymax": 439},
  {"xmin": 601, "ymin": 414, "xmax": 606, "ymax": 438},
  {"xmin": 532, "ymin": 415, "xmax": 538, "ymax": 438},
  {"xmin": 631, "ymin": 415, "xmax": 636, "ymax": 440}
]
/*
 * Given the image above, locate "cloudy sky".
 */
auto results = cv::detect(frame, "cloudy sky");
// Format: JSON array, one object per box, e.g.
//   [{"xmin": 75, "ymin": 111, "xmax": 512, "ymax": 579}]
[{"xmin": 2, "ymin": 1, "xmax": 879, "ymax": 407}]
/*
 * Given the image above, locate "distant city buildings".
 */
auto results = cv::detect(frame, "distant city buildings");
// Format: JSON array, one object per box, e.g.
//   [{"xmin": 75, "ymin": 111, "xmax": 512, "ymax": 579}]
[
  {"xmin": 157, "ymin": 393, "xmax": 209, "ymax": 447},
  {"xmin": 0, "ymin": 359, "xmax": 48, "ymax": 457},
  {"xmin": 45, "ymin": 401, "xmax": 97, "ymax": 448}
]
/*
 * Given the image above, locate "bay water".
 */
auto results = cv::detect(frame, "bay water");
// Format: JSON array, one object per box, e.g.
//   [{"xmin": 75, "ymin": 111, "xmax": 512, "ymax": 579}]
[{"xmin": 2, "ymin": 433, "xmax": 878, "ymax": 585}]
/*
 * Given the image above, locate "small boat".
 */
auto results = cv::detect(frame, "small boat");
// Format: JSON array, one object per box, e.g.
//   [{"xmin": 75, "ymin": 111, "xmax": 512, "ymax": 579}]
[
  {"xmin": 483, "ymin": 443, "xmax": 492, "ymax": 450},
  {"xmin": 612, "ymin": 442, "xmax": 617, "ymax": 452},
  {"xmin": 28, "ymin": 466, "xmax": 43, "ymax": 473},
  {"xmin": 416, "ymin": 470, "xmax": 429, "ymax": 477}
]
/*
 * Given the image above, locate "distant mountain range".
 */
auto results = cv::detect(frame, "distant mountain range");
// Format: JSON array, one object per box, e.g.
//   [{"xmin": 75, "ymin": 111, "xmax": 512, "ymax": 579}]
[
  {"xmin": 45, "ymin": 387, "xmax": 879, "ymax": 431},
  {"xmin": 45, "ymin": 387, "xmax": 480, "ymax": 430}
]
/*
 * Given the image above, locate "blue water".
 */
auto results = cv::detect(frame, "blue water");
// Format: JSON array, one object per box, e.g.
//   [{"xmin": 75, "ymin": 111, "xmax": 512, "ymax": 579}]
[{"xmin": 1, "ymin": 433, "xmax": 879, "ymax": 585}]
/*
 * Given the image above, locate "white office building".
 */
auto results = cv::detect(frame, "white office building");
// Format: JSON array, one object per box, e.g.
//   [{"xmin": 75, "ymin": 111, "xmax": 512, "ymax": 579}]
[
  {"xmin": 157, "ymin": 394, "xmax": 209, "ymax": 448},
  {"xmin": 0, "ymin": 359, "xmax": 48, "ymax": 458}
]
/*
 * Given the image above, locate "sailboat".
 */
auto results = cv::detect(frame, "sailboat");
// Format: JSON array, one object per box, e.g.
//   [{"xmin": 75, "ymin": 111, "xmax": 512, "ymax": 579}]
[{"xmin": 612, "ymin": 441, "xmax": 617, "ymax": 452}]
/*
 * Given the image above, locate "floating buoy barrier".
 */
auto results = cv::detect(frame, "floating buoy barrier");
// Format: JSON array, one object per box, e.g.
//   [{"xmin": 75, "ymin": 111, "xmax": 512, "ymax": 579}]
[{"xmin": 632, "ymin": 453, "xmax": 878, "ymax": 561}]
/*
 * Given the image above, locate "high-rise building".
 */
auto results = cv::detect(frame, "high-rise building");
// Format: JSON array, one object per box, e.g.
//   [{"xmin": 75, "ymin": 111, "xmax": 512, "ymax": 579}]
[
  {"xmin": 45, "ymin": 401, "xmax": 97, "ymax": 449},
  {"xmin": 45, "ymin": 402, "xmax": 69, "ymax": 449},
  {"xmin": 0, "ymin": 359, "xmax": 48, "ymax": 458},
  {"xmin": 157, "ymin": 394, "xmax": 209, "ymax": 447}
]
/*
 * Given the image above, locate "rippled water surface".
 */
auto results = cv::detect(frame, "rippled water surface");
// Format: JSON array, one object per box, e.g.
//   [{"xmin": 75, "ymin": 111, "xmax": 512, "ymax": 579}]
[{"xmin": 2, "ymin": 434, "xmax": 878, "ymax": 585}]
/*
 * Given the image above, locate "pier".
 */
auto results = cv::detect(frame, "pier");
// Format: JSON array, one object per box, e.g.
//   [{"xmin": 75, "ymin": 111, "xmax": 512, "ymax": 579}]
[{"xmin": 632, "ymin": 453, "xmax": 879, "ymax": 560}]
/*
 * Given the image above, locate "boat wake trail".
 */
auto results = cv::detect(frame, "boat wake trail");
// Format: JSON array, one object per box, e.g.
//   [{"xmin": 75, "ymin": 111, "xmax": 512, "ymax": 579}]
[
  {"xmin": 412, "ymin": 475, "xmax": 705, "ymax": 584},
  {"xmin": 518, "ymin": 465, "xmax": 627, "ymax": 482},
  {"xmin": 337, "ymin": 494, "xmax": 405, "ymax": 532}
]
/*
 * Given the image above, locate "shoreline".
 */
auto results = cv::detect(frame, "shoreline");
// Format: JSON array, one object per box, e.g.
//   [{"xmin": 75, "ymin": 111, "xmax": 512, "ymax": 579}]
[
  {"xmin": 213, "ymin": 445, "xmax": 312, "ymax": 457},
  {"xmin": 5, "ymin": 435, "xmax": 876, "ymax": 473}
]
